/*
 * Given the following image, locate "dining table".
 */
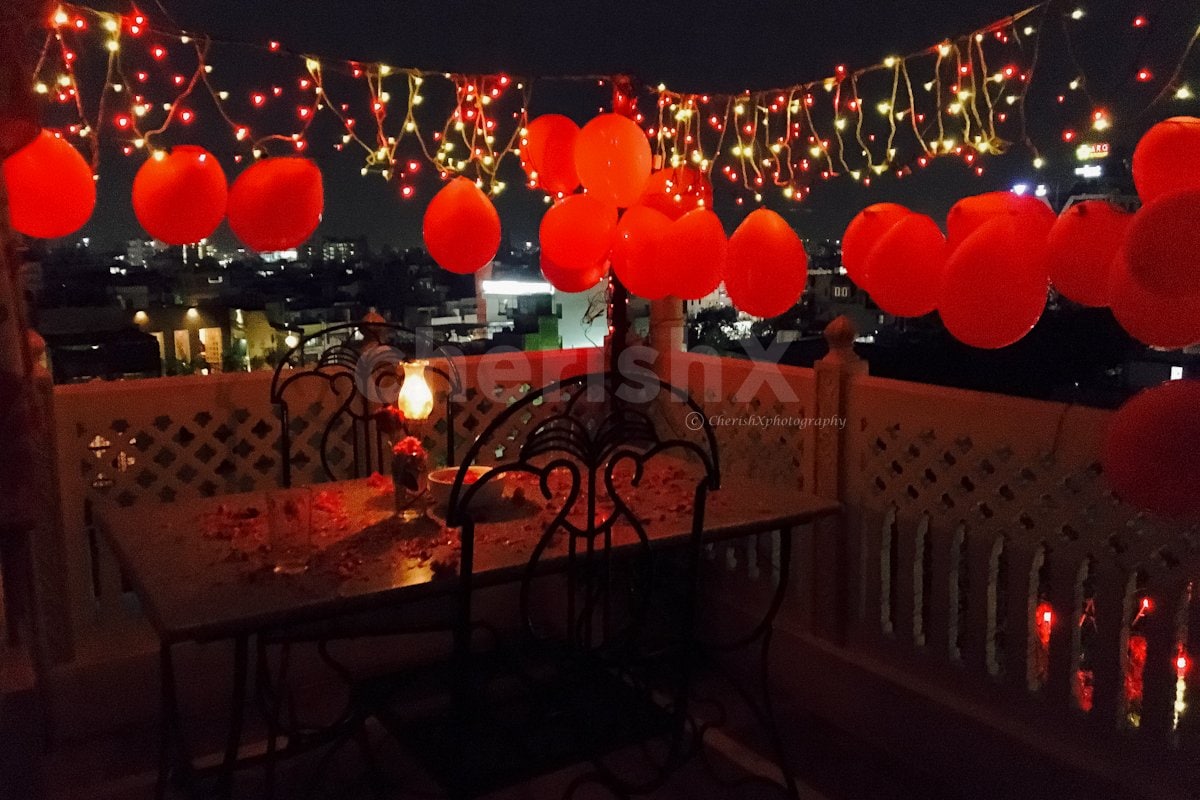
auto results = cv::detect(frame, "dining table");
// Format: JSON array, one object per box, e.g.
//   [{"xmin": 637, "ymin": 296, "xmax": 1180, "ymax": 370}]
[{"xmin": 95, "ymin": 463, "xmax": 841, "ymax": 798}]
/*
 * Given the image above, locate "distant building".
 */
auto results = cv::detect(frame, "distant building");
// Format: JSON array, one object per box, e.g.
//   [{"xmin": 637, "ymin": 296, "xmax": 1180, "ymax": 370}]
[
  {"xmin": 261, "ymin": 249, "xmax": 299, "ymax": 263},
  {"xmin": 181, "ymin": 239, "xmax": 211, "ymax": 267},
  {"xmin": 477, "ymin": 273, "xmax": 607, "ymax": 351},
  {"xmin": 125, "ymin": 238, "xmax": 165, "ymax": 267},
  {"xmin": 322, "ymin": 237, "xmax": 368, "ymax": 263},
  {"xmin": 229, "ymin": 307, "xmax": 275, "ymax": 370}
]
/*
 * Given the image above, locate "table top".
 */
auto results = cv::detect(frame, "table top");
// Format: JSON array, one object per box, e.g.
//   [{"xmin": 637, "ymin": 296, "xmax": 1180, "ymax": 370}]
[{"xmin": 97, "ymin": 466, "xmax": 839, "ymax": 644}]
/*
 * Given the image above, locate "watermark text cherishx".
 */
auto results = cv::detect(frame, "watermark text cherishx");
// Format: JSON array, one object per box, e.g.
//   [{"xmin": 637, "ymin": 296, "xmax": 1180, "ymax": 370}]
[{"xmin": 684, "ymin": 412, "xmax": 846, "ymax": 432}]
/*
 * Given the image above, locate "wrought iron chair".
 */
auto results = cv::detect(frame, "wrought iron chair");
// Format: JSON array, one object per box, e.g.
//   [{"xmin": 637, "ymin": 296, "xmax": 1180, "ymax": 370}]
[
  {"xmin": 269, "ymin": 319, "xmax": 460, "ymax": 485},
  {"xmin": 256, "ymin": 320, "xmax": 466, "ymax": 794},
  {"xmin": 383, "ymin": 371, "xmax": 721, "ymax": 799}
]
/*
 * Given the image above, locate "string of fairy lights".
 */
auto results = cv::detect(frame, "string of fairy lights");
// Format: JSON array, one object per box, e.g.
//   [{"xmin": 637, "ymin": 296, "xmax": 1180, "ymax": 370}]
[{"xmin": 30, "ymin": 1, "xmax": 1200, "ymax": 205}]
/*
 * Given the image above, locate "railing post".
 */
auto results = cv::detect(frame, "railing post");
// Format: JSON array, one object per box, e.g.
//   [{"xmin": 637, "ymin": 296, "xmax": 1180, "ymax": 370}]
[
  {"xmin": 26, "ymin": 330, "xmax": 74, "ymax": 665},
  {"xmin": 649, "ymin": 298, "xmax": 685, "ymax": 386},
  {"xmin": 810, "ymin": 315, "xmax": 866, "ymax": 642}
]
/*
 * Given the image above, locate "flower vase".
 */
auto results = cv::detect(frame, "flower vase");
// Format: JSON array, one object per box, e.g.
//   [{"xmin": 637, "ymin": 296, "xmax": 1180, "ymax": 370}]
[{"xmin": 391, "ymin": 436, "xmax": 428, "ymax": 520}]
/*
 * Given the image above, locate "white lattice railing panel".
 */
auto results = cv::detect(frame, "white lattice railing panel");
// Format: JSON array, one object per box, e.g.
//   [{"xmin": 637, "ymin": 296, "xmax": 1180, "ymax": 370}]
[
  {"xmin": 680, "ymin": 352, "xmax": 815, "ymax": 493},
  {"xmin": 844, "ymin": 375, "xmax": 1200, "ymax": 758}
]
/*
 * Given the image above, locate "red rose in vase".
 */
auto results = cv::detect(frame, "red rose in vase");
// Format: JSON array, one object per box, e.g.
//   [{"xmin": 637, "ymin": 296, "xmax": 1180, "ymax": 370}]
[
  {"xmin": 391, "ymin": 435, "xmax": 428, "ymax": 512},
  {"xmin": 376, "ymin": 405, "xmax": 408, "ymax": 438}
]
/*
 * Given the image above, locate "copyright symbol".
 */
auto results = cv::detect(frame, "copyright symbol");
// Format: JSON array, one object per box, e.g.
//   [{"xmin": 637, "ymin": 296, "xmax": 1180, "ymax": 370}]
[{"xmin": 685, "ymin": 411, "xmax": 704, "ymax": 431}]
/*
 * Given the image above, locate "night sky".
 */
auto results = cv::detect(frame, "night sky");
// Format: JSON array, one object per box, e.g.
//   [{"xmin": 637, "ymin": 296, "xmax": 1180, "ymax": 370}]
[{"xmin": 70, "ymin": 0, "xmax": 1199, "ymax": 251}]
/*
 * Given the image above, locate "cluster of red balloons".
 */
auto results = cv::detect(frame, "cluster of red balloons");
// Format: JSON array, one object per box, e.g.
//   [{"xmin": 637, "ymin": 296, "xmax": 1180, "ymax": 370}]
[
  {"xmin": 132, "ymin": 147, "xmax": 324, "ymax": 250},
  {"xmin": 2, "ymin": 133, "xmax": 324, "ymax": 251},
  {"xmin": 1110, "ymin": 116, "xmax": 1200, "ymax": 349},
  {"xmin": 522, "ymin": 112, "xmax": 807, "ymax": 311},
  {"xmin": 843, "ymin": 118, "xmax": 1200, "ymax": 351},
  {"xmin": 844, "ymin": 192, "xmax": 1059, "ymax": 349},
  {"xmin": 1099, "ymin": 118, "xmax": 1200, "ymax": 518}
]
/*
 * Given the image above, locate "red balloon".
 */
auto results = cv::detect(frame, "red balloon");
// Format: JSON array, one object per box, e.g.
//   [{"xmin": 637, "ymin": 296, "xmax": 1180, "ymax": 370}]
[
  {"xmin": 1103, "ymin": 379, "xmax": 1200, "ymax": 518},
  {"xmin": 1044, "ymin": 200, "xmax": 1131, "ymax": 307},
  {"xmin": 574, "ymin": 113, "xmax": 652, "ymax": 208},
  {"xmin": 1132, "ymin": 117, "xmax": 1200, "ymax": 203},
  {"xmin": 3, "ymin": 130, "xmax": 95, "ymax": 239},
  {"xmin": 842, "ymin": 203, "xmax": 910, "ymax": 290},
  {"xmin": 540, "ymin": 193, "xmax": 618, "ymax": 272},
  {"xmin": 541, "ymin": 255, "xmax": 607, "ymax": 293},
  {"xmin": 862, "ymin": 213, "xmax": 946, "ymax": 317},
  {"xmin": 132, "ymin": 146, "xmax": 227, "ymax": 245},
  {"xmin": 521, "ymin": 114, "xmax": 580, "ymax": 196},
  {"xmin": 939, "ymin": 217, "xmax": 1048, "ymax": 349},
  {"xmin": 611, "ymin": 205, "xmax": 671, "ymax": 300},
  {"xmin": 1109, "ymin": 251, "xmax": 1200, "ymax": 349},
  {"xmin": 423, "ymin": 177, "xmax": 501, "ymax": 274},
  {"xmin": 639, "ymin": 167, "xmax": 713, "ymax": 221},
  {"xmin": 946, "ymin": 192, "xmax": 1055, "ymax": 253},
  {"xmin": 725, "ymin": 209, "xmax": 808, "ymax": 318},
  {"xmin": 227, "ymin": 158, "xmax": 323, "ymax": 252},
  {"xmin": 1123, "ymin": 188, "xmax": 1200, "ymax": 298},
  {"xmin": 659, "ymin": 208, "xmax": 726, "ymax": 300}
]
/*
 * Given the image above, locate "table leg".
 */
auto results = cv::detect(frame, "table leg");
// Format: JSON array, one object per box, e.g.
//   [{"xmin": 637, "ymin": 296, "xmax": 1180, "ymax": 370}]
[
  {"xmin": 156, "ymin": 642, "xmax": 192, "ymax": 800},
  {"xmin": 216, "ymin": 635, "xmax": 250, "ymax": 799}
]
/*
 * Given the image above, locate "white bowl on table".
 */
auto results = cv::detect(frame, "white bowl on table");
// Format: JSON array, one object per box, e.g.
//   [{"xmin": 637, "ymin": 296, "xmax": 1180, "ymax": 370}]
[{"xmin": 428, "ymin": 466, "xmax": 505, "ymax": 512}]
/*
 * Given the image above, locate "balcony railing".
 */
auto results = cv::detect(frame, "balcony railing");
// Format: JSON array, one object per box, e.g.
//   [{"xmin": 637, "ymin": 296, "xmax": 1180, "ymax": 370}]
[{"xmin": 12, "ymin": 333, "xmax": 1200, "ymax": 796}]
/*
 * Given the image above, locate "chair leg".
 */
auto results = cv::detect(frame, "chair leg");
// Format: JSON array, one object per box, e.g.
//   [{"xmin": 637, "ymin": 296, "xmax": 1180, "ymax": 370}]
[
  {"xmin": 156, "ymin": 644, "xmax": 174, "ymax": 800},
  {"xmin": 256, "ymin": 638, "xmax": 281, "ymax": 800},
  {"xmin": 216, "ymin": 635, "xmax": 250, "ymax": 800}
]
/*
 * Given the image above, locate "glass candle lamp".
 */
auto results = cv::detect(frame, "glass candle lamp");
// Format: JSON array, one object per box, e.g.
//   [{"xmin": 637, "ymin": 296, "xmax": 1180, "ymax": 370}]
[{"xmin": 397, "ymin": 360, "xmax": 434, "ymax": 420}]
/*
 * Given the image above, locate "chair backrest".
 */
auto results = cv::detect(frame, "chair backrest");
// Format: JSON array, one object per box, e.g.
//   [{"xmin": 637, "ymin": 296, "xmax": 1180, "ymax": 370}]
[
  {"xmin": 447, "ymin": 371, "xmax": 719, "ymax": 655},
  {"xmin": 269, "ymin": 321, "xmax": 460, "ymax": 487}
]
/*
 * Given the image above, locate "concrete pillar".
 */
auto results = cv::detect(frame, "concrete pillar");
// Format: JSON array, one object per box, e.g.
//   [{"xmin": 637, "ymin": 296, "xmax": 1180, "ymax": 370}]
[{"xmin": 649, "ymin": 298, "xmax": 685, "ymax": 386}]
